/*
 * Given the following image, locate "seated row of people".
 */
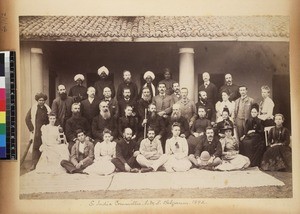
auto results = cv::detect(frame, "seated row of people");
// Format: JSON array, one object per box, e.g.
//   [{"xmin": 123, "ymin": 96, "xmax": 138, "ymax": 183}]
[{"xmin": 34, "ymin": 111, "xmax": 291, "ymax": 175}]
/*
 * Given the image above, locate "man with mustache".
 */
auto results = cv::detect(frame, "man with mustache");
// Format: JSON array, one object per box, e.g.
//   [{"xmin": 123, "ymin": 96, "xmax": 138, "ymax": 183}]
[
  {"xmin": 94, "ymin": 66, "xmax": 115, "ymax": 100},
  {"xmin": 51, "ymin": 84, "xmax": 73, "ymax": 129},
  {"xmin": 101, "ymin": 87, "xmax": 119, "ymax": 119},
  {"xmin": 158, "ymin": 68, "xmax": 176, "ymax": 95},
  {"xmin": 25, "ymin": 92, "xmax": 51, "ymax": 171},
  {"xmin": 118, "ymin": 87, "xmax": 137, "ymax": 117},
  {"xmin": 116, "ymin": 70, "xmax": 138, "ymax": 102},
  {"xmin": 68, "ymin": 74, "xmax": 88, "ymax": 103},
  {"xmin": 139, "ymin": 103, "xmax": 166, "ymax": 146},
  {"xmin": 92, "ymin": 101, "xmax": 117, "ymax": 143},
  {"xmin": 65, "ymin": 103, "xmax": 91, "ymax": 151},
  {"xmin": 166, "ymin": 103, "xmax": 190, "ymax": 139},
  {"xmin": 140, "ymin": 71, "xmax": 156, "ymax": 99},
  {"xmin": 196, "ymin": 90, "xmax": 216, "ymax": 123},
  {"xmin": 170, "ymin": 82, "xmax": 182, "ymax": 103},
  {"xmin": 188, "ymin": 127, "xmax": 222, "ymax": 169},
  {"xmin": 152, "ymin": 83, "xmax": 174, "ymax": 118},
  {"xmin": 137, "ymin": 87, "xmax": 152, "ymax": 119},
  {"xmin": 80, "ymin": 87, "xmax": 100, "ymax": 125},
  {"xmin": 198, "ymin": 72, "xmax": 218, "ymax": 106},
  {"xmin": 118, "ymin": 105, "xmax": 139, "ymax": 140},
  {"xmin": 219, "ymin": 73, "xmax": 240, "ymax": 102},
  {"xmin": 111, "ymin": 128, "xmax": 140, "ymax": 173},
  {"xmin": 136, "ymin": 128, "xmax": 168, "ymax": 173}
]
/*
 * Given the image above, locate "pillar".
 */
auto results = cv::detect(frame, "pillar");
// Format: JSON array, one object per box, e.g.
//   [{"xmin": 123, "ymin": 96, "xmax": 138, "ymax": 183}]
[
  {"xmin": 179, "ymin": 48, "xmax": 195, "ymax": 101},
  {"xmin": 30, "ymin": 48, "xmax": 44, "ymax": 105}
]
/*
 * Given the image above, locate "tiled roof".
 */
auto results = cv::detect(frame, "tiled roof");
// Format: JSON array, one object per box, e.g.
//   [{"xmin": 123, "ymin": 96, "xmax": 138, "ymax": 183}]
[{"xmin": 19, "ymin": 16, "xmax": 289, "ymax": 42}]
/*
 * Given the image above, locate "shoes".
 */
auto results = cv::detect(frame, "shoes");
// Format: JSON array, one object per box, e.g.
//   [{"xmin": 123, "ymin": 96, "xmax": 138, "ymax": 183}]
[
  {"xmin": 130, "ymin": 168, "xmax": 139, "ymax": 173},
  {"xmin": 141, "ymin": 167, "xmax": 153, "ymax": 173},
  {"xmin": 157, "ymin": 166, "xmax": 166, "ymax": 171}
]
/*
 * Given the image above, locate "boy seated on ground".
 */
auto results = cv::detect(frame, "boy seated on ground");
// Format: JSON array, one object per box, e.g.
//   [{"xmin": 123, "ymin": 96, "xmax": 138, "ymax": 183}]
[
  {"xmin": 60, "ymin": 129, "xmax": 94, "ymax": 174},
  {"xmin": 188, "ymin": 127, "xmax": 222, "ymax": 170},
  {"xmin": 136, "ymin": 128, "xmax": 168, "ymax": 173}
]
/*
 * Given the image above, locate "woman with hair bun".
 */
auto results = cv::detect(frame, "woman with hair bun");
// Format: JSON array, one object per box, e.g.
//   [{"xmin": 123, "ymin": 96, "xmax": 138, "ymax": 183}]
[
  {"xmin": 261, "ymin": 114, "xmax": 292, "ymax": 171},
  {"xmin": 240, "ymin": 103, "xmax": 265, "ymax": 167}
]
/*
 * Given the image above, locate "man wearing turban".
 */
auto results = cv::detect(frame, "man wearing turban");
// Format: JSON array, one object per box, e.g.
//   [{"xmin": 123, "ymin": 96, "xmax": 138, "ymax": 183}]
[
  {"xmin": 140, "ymin": 71, "xmax": 156, "ymax": 99},
  {"xmin": 94, "ymin": 66, "xmax": 115, "ymax": 100},
  {"xmin": 68, "ymin": 74, "xmax": 87, "ymax": 103},
  {"xmin": 25, "ymin": 92, "xmax": 51, "ymax": 171}
]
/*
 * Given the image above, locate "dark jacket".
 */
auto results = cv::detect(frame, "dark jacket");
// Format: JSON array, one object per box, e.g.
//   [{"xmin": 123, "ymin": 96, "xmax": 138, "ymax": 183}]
[
  {"xmin": 80, "ymin": 98, "xmax": 100, "ymax": 124},
  {"xmin": 65, "ymin": 116, "xmax": 91, "ymax": 142},
  {"xmin": 194, "ymin": 137, "xmax": 222, "ymax": 158},
  {"xmin": 91, "ymin": 114, "xmax": 117, "ymax": 141},
  {"xmin": 117, "ymin": 81, "xmax": 139, "ymax": 102},
  {"xmin": 115, "ymin": 138, "xmax": 139, "ymax": 163}
]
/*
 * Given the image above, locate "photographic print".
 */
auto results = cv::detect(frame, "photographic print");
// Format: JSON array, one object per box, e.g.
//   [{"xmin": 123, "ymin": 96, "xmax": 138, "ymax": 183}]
[{"xmin": 18, "ymin": 15, "xmax": 292, "ymax": 200}]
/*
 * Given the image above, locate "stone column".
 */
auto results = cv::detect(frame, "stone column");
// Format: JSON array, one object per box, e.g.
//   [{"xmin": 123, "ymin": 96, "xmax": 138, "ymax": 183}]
[
  {"xmin": 30, "ymin": 48, "xmax": 44, "ymax": 104},
  {"xmin": 179, "ymin": 48, "xmax": 195, "ymax": 101}
]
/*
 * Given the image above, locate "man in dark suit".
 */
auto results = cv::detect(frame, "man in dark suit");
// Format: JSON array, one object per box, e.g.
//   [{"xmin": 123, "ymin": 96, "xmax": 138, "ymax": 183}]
[
  {"xmin": 80, "ymin": 87, "xmax": 100, "ymax": 125},
  {"xmin": 111, "ymin": 128, "xmax": 140, "ymax": 172},
  {"xmin": 65, "ymin": 103, "xmax": 91, "ymax": 151},
  {"xmin": 198, "ymin": 72, "xmax": 218, "ymax": 106},
  {"xmin": 116, "ymin": 70, "xmax": 139, "ymax": 102},
  {"xmin": 51, "ymin": 84, "xmax": 73, "ymax": 129},
  {"xmin": 60, "ymin": 129, "xmax": 94, "ymax": 174},
  {"xmin": 118, "ymin": 87, "xmax": 138, "ymax": 117},
  {"xmin": 101, "ymin": 87, "xmax": 119, "ymax": 119},
  {"xmin": 92, "ymin": 101, "xmax": 118, "ymax": 142},
  {"xmin": 196, "ymin": 90, "xmax": 216, "ymax": 123},
  {"xmin": 219, "ymin": 73, "xmax": 240, "ymax": 102},
  {"xmin": 94, "ymin": 66, "xmax": 115, "ymax": 100}
]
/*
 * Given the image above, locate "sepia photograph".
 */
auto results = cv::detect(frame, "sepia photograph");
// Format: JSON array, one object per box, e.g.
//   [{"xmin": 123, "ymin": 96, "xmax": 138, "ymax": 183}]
[
  {"xmin": 18, "ymin": 15, "xmax": 292, "ymax": 199},
  {"xmin": 0, "ymin": 0, "xmax": 299, "ymax": 213}
]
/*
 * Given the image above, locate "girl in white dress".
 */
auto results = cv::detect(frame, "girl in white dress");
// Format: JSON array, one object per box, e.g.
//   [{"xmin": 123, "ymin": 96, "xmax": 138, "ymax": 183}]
[
  {"xmin": 164, "ymin": 123, "xmax": 192, "ymax": 172},
  {"xmin": 215, "ymin": 91, "xmax": 235, "ymax": 123},
  {"xmin": 84, "ymin": 129, "xmax": 116, "ymax": 175},
  {"xmin": 35, "ymin": 113, "xmax": 70, "ymax": 174}
]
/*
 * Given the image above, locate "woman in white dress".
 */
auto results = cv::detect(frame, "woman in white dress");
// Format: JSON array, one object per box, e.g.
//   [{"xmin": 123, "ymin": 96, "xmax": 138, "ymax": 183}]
[
  {"xmin": 215, "ymin": 125, "xmax": 250, "ymax": 171},
  {"xmin": 215, "ymin": 91, "xmax": 235, "ymax": 123},
  {"xmin": 35, "ymin": 113, "xmax": 70, "ymax": 174},
  {"xmin": 258, "ymin": 85, "xmax": 275, "ymax": 127},
  {"xmin": 84, "ymin": 129, "xmax": 116, "ymax": 175},
  {"xmin": 164, "ymin": 123, "xmax": 192, "ymax": 172}
]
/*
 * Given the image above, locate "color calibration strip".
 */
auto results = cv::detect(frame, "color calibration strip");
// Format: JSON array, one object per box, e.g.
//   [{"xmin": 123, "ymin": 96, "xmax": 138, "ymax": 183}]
[{"xmin": 0, "ymin": 51, "xmax": 17, "ymax": 160}]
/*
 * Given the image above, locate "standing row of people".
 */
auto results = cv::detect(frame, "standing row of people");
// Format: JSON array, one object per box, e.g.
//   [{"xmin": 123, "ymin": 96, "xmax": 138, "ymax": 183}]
[{"xmin": 25, "ymin": 66, "xmax": 292, "ymax": 173}]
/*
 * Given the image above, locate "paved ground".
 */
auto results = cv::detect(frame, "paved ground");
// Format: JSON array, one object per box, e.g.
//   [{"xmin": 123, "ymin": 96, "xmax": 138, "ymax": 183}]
[{"xmin": 19, "ymin": 160, "xmax": 292, "ymax": 199}]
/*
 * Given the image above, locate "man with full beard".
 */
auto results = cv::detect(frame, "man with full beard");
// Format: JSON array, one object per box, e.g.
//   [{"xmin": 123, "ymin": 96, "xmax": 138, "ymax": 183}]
[
  {"xmin": 101, "ymin": 87, "xmax": 119, "ymax": 119},
  {"xmin": 94, "ymin": 66, "xmax": 115, "ymax": 100},
  {"xmin": 137, "ymin": 87, "xmax": 152, "ymax": 119},
  {"xmin": 166, "ymin": 103, "xmax": 190, "ymax": 139},
  {"xmin": 51, "ymin": 85, "xmax": 73, "ymax": 129},
  {"xmin": 116, "ymin": 70, "xmax": 138, "ymax": 102},
  {"xmin": 219, "ymin": 73, "xmax": 240, "ymax": 102},
  {"xmin": 68, "ymin": 74, "xmax": 88, "ymax": 103},
  {"xmin": 118, "ymin": 87, "xmax": 137, "ymax": 117},
  {"xmin": 196, "ymin": 90, "xmax": 216, "ymax": 124},
  {"xmin": 65, "ymin": 103, "xmax": 91, "ymax": 151},
  {"xmin": 92, "ymin": 101, "xmax": 117, "ymax": 142},
  {"xmin": 139, "ymin": 103, "xmax": 166, "ymax": 145}
]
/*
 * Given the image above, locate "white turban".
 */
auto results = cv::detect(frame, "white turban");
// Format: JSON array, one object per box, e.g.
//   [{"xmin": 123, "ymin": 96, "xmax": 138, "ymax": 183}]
[
  {"xmin": 74, "ymin": 74, "xmax": 85, "ymax": 81},
  {"xmin": 98, "ymin": 66, "xmax": 109, "ymax": 76},
  {"xmin": 143, "ymin": 71, "xmax": 155, "ymax": 80}
]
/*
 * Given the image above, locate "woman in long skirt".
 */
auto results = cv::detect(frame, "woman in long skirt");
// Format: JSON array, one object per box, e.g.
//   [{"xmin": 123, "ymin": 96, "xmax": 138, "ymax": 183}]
[
  {"xmin": 215, "ymin": 125, "xmax": 250, "ymax": 171},
  {"xmin": 240, "ymin": 104, "xmax": 265, "ymax": 167},
  {"xmin": 261, "ymin": 114, "xmax": 292, "ymax": 171},
  {"xmin": 84, "ymin": 129, "xmax": 116, "ymax": 175},
  {"xmin": 35, "ymin": 113, "xmax": 70, "ymax": 174}
]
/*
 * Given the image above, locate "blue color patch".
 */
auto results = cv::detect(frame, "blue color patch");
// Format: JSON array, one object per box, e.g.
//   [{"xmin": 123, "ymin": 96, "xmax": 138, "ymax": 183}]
[{"xmin": 0, "ymin": 135, "xmax": 5, "ymax": 146}]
